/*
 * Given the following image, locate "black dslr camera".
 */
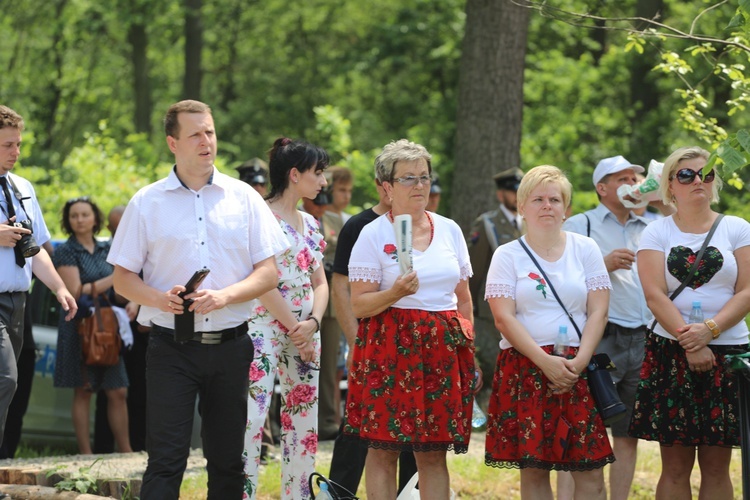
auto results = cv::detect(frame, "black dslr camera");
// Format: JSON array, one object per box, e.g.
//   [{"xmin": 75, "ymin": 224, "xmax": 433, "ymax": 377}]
[{"xmin": 12, "ymin": 219, "xmax": 40, "ymax": 258}]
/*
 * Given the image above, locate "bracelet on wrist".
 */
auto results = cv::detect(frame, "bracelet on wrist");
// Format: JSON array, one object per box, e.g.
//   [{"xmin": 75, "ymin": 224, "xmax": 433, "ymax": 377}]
[
  {"xmin": 704, "ymin": 318, "xmax": 721, "ymax": 339},
  {"xmin": 308, "ymin": 315, "xmax": 320, "ymax": 332}
]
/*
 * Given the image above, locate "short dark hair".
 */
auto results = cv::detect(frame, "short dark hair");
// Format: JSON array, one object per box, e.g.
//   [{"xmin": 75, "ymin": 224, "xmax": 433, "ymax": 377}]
[
  {"xmin": 61, "ymin": 197, "xmax": 103, "ymax": 236},
  {"xmin": 0, "ymin": 105, "xmax": 25, "ymax": 131},
  {"xmin": 164, "ymin": 100, "xmax": 212, "ymax": 139}
]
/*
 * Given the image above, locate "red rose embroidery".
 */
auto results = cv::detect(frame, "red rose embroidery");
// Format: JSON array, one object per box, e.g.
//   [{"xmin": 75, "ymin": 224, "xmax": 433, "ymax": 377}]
[
  {"xmin": 383, "ymin": 243, "xmax": 398, "ymax": 260},
  {"xmin": 401, "ymin": 417, "xmax": 415, "ymax": 434},
  {"xmin": 425, "ymin": 374, "xmax": 440, "ymax": 393},
  {"xmin": 368, "ymin": 371, "xmax": 384, "ymax": 389}
]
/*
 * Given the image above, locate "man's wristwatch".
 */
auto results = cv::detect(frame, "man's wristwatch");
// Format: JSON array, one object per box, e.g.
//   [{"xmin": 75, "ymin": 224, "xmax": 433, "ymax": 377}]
[{"xmin": 704, "ymin": 318, "xmax": 721, "ymax": 339}]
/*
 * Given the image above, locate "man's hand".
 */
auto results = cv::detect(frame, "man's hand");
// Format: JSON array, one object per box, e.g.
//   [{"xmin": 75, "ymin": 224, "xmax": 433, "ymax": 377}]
[
  {"xmin": 604, "ymin": 248, "xmax": 636, "ymax": 272},
  {"xmin": 0, "ymin": 217, "xmax": 30, "ymax": 248},
  {"xmin": 186, "ymin": 289, "xmax": 229, "ymax": 314},
  {"xmin": 56, "ymin": 287, "xmax": 78, "ymax": 321}
]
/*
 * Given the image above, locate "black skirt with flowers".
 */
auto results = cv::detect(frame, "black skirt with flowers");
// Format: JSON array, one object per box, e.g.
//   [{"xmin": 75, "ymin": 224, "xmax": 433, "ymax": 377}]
[{"xmin": 628, "ymin": 331, "xmax": 748, "ymax": 446}]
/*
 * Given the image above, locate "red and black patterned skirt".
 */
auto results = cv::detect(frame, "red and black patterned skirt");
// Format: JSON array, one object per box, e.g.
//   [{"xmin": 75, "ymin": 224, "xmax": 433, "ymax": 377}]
[
  {"xmin": 628, "ymin": 331, "xmax": 748, "ymax": 446},
  {"xmin": 343, "ymin": 307, "xmax": 475, "ymax": 453},
  {"xmin": 485, "ymin": 346, "xmax": 615, "ymax": 471}
]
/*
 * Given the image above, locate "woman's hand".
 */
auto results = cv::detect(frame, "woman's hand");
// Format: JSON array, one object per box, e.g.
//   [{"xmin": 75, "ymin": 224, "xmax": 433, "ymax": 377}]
[
  {"xmin": 297, "ymin": 341, "xmax": 315, "ymax": 363},
  {"xmin": 539, "ymin": 355, "xmax": 579, "ymax": 394},
  {"xmin": 392, "ymin": 271, "xmax": 419, "ymax": 298},
  {"xmin": 686, "ymin": 346, "xmax": 716, "ymax": 373},
  {"xmin": 675, "ymin": 323, "xmax": 712, "ymax": 352},
  {"xmin": 289, "ymin": 319, "xmax": 317, "ymax": 351}
]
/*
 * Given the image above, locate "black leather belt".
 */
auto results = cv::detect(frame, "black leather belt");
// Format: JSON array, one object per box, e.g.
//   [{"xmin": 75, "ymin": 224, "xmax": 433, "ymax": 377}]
[{"xmin": 152, "ymin": 323, "xmax": 248, "ymax": 345}]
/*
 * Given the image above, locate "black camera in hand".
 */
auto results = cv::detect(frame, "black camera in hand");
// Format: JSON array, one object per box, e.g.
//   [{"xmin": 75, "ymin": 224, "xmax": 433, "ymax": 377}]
[{"xmin": 12, "ymin": 219, "xmax": 40, "ymax": 258}]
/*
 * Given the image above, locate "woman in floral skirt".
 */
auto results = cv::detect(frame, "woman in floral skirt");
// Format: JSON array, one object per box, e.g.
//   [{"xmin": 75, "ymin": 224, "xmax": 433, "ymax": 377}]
[
  {"xmin": 242, "ymin": 138, "xmax": 329, "ymax": 499},
  {"xmin": 629, "ymin": 146, "xmax": 750, "ymax": 499},
  {"xmin": 484, "ymin": 166, "xmax": 613, "ymax": 499},
  {"xmin": 344, "ymin": 139, "xmax": 476, "ymax": 500}
]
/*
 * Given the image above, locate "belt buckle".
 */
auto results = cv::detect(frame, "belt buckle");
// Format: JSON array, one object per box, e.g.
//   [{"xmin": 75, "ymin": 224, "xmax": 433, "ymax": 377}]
[{"xmin": 201, "ymin": 332, "xmax": 223, "ymax": 345}]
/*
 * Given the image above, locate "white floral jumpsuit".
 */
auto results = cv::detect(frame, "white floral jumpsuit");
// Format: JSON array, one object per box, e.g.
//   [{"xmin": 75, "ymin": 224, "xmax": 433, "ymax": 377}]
[{"xmin": 243, "ymin": 212, "xmax": 324, "ymax": 499}]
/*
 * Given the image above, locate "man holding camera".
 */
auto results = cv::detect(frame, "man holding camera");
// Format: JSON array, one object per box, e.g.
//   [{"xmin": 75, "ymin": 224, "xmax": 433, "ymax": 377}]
[
  {"xmin": 108, "ymin": 100, "xmax": 287, "ymax": 499},
  {"xmin": 0, "ymin": 105, "xmax": 77, "ymax": 458}
]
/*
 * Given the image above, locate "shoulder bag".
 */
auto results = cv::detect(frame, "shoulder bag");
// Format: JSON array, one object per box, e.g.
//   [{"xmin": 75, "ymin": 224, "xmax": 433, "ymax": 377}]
[
  {"xmin": 518, "ymin": 238, "xmax": 627, "ymax": 426},
  {"xmin": 647, "ymin": 214, "xmax": 724, "ymax": 332},
  {"xmin": 77, "ymin": 282, "xmax": 121, "ymax": 367}
]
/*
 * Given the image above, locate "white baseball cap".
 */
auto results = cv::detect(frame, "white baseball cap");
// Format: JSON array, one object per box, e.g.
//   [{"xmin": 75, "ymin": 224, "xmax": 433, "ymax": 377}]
[{"xmin": 592, "ymin": 155, "xmax": 644, "ymax": 186}]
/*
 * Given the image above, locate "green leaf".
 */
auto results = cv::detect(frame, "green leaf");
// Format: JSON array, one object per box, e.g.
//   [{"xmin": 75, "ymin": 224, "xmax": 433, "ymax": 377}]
[
  {"xmin": 717, "ymin": 139, "xmax": 750, "ymax": 176},
  {"xmin": 736, "ymin": 129, "xmax": 750, "ymax": 154}
]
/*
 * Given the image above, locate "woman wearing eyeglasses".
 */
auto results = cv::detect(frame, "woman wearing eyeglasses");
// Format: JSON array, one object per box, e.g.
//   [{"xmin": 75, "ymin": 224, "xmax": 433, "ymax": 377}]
[
  {"xmin": 629, "ymin": 146, "xmax": 750, "ymax": 499},
  {"xmin": 53, "ymin": 197, "xmax": 133, "ymax": 454},
  {"xmin": 344, "ymin": 139, "xmax": 476, "ymax": 500},
  {"xmin": 242, "ymin": 138, "xmax": 329, "ymax": 500}
]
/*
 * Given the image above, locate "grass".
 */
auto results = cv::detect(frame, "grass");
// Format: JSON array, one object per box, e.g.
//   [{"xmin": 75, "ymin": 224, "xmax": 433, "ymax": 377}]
[{"xmin": 179, "ymin": 431, "xmax": 745, "ymax": 499}]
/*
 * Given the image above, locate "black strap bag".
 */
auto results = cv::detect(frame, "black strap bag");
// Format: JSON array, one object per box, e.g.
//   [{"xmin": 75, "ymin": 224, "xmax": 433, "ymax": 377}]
[{"xmin": 519, "ymin": 239, "xmax": 627, "ymax": 426}]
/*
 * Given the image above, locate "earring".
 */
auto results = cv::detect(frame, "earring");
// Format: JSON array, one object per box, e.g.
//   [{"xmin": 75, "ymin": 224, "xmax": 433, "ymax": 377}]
[
  {"xmin": 562, "ymin": 215, "xmax": 566, "ymax": 220},
  {"xmin": 294, "ymin": 179, "xmax": 298, "ymax": 184}
]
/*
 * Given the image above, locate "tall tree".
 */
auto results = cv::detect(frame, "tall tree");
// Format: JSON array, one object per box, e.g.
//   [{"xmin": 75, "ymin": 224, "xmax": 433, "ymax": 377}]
[
  {"xmin": 183, "ymin": 0, "xmax": 202, "ymax": 100},
  {"xmin": 127, "ymin": 0, "xmax": 153, "ymax": 134},
  {"xmin": 451, "ymin": 0, "xmax": 530, "ymax": 232}
]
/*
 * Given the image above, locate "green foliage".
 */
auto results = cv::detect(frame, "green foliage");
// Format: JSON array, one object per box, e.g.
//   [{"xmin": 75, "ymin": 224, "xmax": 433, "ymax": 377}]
[
  {"xmin": 16, "ymin": 122, "xmax": 169, "ymax": 238},
  {"xmin": 47, "ymin": 459, "xmax": 102, "ymax": 494}
]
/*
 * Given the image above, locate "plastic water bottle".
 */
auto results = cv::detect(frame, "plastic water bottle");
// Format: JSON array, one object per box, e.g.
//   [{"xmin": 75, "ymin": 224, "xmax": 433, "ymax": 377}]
[
  {"xmin": 316, "ymin": 481, "xmax": 334, "ymax": 500},
  {"xmin": 471, "ymin": 400, "xmax": 487, "ymax": 431},
  {"xmin": 689, "ymin": 301, "xmax": 704, "ymax": 324},
  {"xmin": 553, "ymin": 325, "xmax": 569, "ymax": 357}
]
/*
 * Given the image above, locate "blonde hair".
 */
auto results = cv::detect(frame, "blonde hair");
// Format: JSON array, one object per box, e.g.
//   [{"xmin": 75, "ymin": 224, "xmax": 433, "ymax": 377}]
[
  {"xmin": 517, "ymin": 165, "xmax": 572, "ymax": 209},
  {"xmin": 659, "ymin": 146, "xmax": 722, "ymax": 206},
  {"xmin": 374, "ymin": 139, "xmax": 432, "ymax": 183}
]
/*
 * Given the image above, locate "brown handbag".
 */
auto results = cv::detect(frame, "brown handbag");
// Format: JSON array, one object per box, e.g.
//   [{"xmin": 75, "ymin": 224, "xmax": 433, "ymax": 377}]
[{"xmin": 77, "ymin": 282, "xmax": 121, "ymax": 367}]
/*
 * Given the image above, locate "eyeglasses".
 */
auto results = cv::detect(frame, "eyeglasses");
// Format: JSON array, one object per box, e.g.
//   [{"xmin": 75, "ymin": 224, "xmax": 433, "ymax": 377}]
[
  {"xmin": 672, "ymin": 168, "xmax": 715, "ymax": 185},
  {"xmin": 391, "ymin": 175, "xmax": 432, "ymax": 187}
]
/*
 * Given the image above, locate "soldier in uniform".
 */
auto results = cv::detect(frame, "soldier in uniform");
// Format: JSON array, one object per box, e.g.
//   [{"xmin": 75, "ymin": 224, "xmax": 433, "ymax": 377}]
[
  {"xmin": 236, "ymin": 158, "xmax": 269, "ymax": 197},
  {"xmin": 467, "ymin": 167, "xmax": 524, "ymax": 399}
]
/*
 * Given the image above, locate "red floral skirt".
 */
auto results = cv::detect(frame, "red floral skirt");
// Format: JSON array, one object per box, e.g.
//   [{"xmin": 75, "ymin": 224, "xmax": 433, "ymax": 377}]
[
  {"xmin": 343, "ymin": 308, "xmax": 475, "ymax": 453},
  {"xmin": 485, "ymin": 346, "xmax": 614, "ymax": 471}
]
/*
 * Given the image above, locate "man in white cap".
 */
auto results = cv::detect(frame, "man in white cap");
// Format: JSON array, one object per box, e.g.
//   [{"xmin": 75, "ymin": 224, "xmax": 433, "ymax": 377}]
[{"xmin": 562, "ymin": 155, "xmax": 652, "ymax": 500}]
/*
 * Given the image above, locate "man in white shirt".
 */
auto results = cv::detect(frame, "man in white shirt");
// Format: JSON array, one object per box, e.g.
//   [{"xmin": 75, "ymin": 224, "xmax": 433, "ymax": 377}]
[
  {"xmin": 0, "ymin": 106, "xmax": 77, "ymax": 471},
  {"xmin": 563, "ymin": 155, "xmax": 651, "ymax": 500},
  {"xmin": 108, "ymin": 100, "xmax": 287, "ymax": 500}
]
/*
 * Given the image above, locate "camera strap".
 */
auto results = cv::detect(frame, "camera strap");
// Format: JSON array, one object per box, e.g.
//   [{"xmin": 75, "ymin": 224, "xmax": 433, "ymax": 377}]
[{"xmin": 3, "ymin": 175, "xmax": 31, "ymax": 222}]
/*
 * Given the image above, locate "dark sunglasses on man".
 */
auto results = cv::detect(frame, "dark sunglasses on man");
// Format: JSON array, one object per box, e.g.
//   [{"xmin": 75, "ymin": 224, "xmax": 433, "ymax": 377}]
[{"xmin": 672, "ymin": 167, "xmax": 715, "ymax": 185}]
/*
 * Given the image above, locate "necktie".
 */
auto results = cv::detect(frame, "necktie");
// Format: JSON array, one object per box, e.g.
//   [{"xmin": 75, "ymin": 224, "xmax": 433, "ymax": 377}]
[{"xmin": 1, "ymin": 176, "xmax": 27, "ymax": 267}]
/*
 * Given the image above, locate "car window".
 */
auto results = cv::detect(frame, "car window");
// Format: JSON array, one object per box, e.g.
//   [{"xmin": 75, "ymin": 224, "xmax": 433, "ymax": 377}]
[{"xmin": 29, "ymin": 280, "xmax": 60, "ymax": 328}]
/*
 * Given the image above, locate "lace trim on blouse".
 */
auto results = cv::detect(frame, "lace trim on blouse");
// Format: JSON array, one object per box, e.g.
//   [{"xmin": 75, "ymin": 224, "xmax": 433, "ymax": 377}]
[
  {"xmin": 586, "ymin": 274, "xmax": 612, "ymax": 291},
  {"xmin": 349, "ymin": 267, "xmax": 382, "ymax": 283},
  {"xmin": 459, "ymin": 262, "xmax": 473, "ymax": 281},
  {"xmin": 485, "ymin": 283, "xmax": 515, "ymax": 300}
]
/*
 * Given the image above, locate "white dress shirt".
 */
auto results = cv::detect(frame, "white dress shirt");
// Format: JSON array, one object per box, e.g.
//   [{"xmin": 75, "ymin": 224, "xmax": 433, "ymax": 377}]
[{"xmin": 107, "ymin": 167, "xmax": 288, "ymax": 331}]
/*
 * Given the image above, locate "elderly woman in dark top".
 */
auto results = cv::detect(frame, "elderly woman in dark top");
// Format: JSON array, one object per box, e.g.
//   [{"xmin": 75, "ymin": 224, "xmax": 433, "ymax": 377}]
[{"xmin": 53, "ymin": 197, "xmax": 132, "ymax": 454}]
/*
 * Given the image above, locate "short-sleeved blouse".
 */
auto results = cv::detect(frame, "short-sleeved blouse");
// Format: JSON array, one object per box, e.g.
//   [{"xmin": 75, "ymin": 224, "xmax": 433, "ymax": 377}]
[
  {"xmin": 638, "ymin": 215, "xmax": 750, "ymax": 344},
  {"xmin": 274, "ymin": 212, "xmax": 325, "ymax": 289},
  {"xmin": 485, "ymin": 232, "xmax": 611, "ymax": 350},
  {"xmin": 348, "ymin": 213, "xmax": 472, "ymax": 311}
]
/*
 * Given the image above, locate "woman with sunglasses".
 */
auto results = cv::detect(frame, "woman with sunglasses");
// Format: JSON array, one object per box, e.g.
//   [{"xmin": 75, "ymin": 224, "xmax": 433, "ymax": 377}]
[
  {"xmin": 242, "ymin": 138, "xmax": 329, "ymax": 499},
  {"xmin": 53, "ymin": 197, "xmax": 133, "ymax": 454},
  {"xmin": 629, "ymin": 146, "xmax": 750, "ymax": 499},
  {"xmin": 344, "ymin": 139, "xmax": 477, "ymax": 500}
]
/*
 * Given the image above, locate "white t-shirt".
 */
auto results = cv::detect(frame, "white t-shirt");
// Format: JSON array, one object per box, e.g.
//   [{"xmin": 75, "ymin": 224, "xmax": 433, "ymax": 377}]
[
  {"xmin": 108, "ymin": 167, "xmax": 289, "ymax": 331},
  {"xmin": 638, "ymin": 215, "xmax": 750, "ymax": 345},
  {"xmin": 348, "ymin": 212, "xmax": 472, "ymax": 311},
  {"xmin": 485, "ymin": 232, "xmax": 611, "ymax": 350}
]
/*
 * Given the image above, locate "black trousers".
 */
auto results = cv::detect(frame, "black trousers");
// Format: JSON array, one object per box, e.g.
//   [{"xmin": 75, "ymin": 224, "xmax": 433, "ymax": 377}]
[
  {"xmin": 328, "ymin": 422, "xmax": 418, "ymax": 497},
  {"xmin": 141, "ymin": 331, "xmax": 253, "ymax": 500}
]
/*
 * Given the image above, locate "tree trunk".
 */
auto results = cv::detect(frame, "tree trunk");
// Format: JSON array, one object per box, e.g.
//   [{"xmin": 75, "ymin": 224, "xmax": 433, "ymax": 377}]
[
  {"xmin": 183, "ymin": 0, "xmax": 203, "ymax": 100},
  {"xmin": 451, "ymin": 0, "xmax": 530, "ymax": 233},
  {"xmin": 629, "ymin": 0, "xmax": 664, "ymax": 162},
  {"xmin": 127, "ymin": 0, "xmax": 152, "ymax": 135}
]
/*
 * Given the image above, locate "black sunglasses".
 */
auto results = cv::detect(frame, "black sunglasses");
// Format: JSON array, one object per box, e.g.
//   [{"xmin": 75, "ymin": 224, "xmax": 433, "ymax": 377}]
[{"xmin": 673, "ymin": 168, "xmax": 715, "ymax": 185}]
